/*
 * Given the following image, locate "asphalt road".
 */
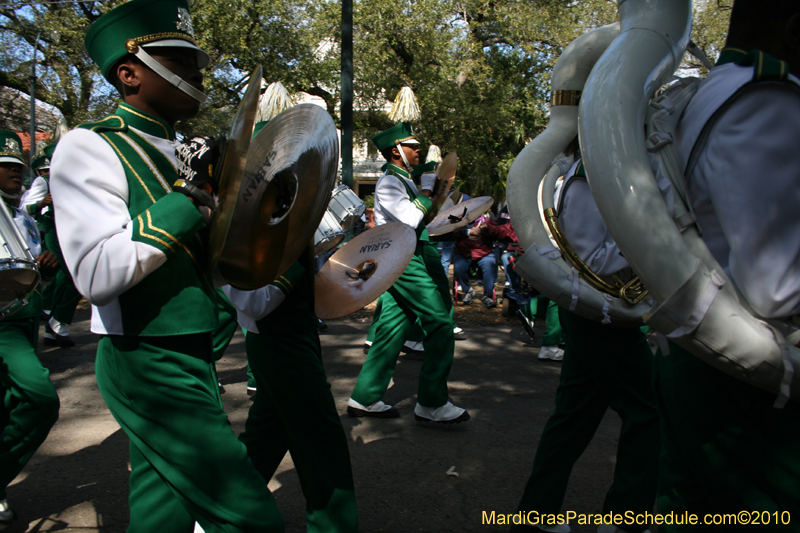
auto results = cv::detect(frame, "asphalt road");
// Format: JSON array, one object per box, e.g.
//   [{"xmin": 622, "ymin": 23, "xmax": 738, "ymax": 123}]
[{"xmin": 9, "ymin": 305, "xmax": 627, "ymax": 533}]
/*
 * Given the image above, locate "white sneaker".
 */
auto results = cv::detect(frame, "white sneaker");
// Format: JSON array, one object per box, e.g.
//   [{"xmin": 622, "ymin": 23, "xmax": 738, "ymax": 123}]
[
  {"xmin": 0, "ymin": 499, "xmax": 14, "ymax": 529},
  {"xmin": 414, "ymin": 401, "xmax": 470, "ymax": 424},
  {"xmin": 346, "ymin": 398, "xmax": 399, "ymax": 418},
  {"xmin": 403, "ymin": 340, "xmax": 423, "ymax": 352},
  {"xmin": 538, "ymin": 345, "xmax": 564, "ymax": 361},
  {"xmin": 453, "ymin": 326, "xmax": 464, "ymax": 335}
]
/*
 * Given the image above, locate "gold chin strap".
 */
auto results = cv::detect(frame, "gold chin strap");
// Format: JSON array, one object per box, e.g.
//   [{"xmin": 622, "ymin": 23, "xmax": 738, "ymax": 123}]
[{"xmin": 544, "ymin": 206, "xmax": 649, "ymax": 306}]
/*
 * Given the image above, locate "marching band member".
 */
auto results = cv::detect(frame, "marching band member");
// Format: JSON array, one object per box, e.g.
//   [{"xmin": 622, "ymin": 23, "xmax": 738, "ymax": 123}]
[
  {"xmin": 49, "ymin": 1, "xmax": 283, "ymax": 530},
  {"xmin": 22, "ymin": 143, "xmax": 82, "ymax": 347},
  {"xmin": 0, "ymin": 130, "xmax": 60, "ymax": 529},
  {"xmin": 347, "ymin": 123, "xmax": 469, "ymax": 423},
  {"xmin": 512, "ymin": 150, "xmax": 659, "ymax": 533},
  {"xmin": 223, "ymin": 255, "xmax": 360, "ymax": 533},
  {"xmin": 656, "ymin": 0, "xmax": 800, "ymax": 524}
]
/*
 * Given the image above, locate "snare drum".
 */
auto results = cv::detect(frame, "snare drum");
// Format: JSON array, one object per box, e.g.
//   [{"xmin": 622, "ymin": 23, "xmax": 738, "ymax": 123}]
[
  {"xmin": 0, "ymin": 204, "xmax": 40, "ymax": 318},
  {"xmin": 327, "ymin": 185, "xmax": 365, "ymax": 230},
  {"xmin": 314, "ymin": 210, "xmax": 345, "ymax": 256}
]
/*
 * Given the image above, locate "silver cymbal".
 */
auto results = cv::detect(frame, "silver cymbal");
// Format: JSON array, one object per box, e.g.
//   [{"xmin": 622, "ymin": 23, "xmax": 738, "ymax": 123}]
[
  {"xmin": 217, "ymin": 104, "xmax": 339, "ymax": 289},
  {"xmin": 430, "ymin": 152, "xmax": 457, "ymax": 214},
  {"xmin": 315, "ymin": 222, "xmax": 417, "ymax": 319},
  {"xmin": 426, "ymin": 196, "xmax": 493, "ymax": 237},
  {"xmin": 207, "ymin": 66, "xmax": 262, "ymax": 279}
]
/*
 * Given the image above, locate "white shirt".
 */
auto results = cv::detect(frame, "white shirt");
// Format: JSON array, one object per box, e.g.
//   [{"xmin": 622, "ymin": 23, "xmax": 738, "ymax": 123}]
[
  {"xmin": 50, "ymin": 127, "xmax": 181, "ymax": 334},
  {"xmin": 21, "ymin": 176, "xmax": 49, "ymax": 216},
  {"xmin": 556, "ymin": 159, "xmax": 630, "ymax": 280},
  {"xmin": 373, "ymin": 169, "xmax": 425, "ymax": 228},
  {"xmin": 677, "ymin": 63, "xmax": 800, "ymax": 318},
  {"xmin": 221, "ymin": 285, "xmax": 286, "ymax": 334}
]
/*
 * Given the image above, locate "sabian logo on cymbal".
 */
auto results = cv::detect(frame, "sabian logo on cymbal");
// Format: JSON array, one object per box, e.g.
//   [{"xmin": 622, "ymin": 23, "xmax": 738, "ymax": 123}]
[{"xmin": 360, "ymin": 240, "xmax": 391, "ymax": 254}]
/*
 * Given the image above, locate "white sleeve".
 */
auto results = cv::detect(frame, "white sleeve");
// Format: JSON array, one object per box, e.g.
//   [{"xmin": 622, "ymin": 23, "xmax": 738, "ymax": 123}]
[
  {"xmin": 375, "ymin": 174, "xmax": 425, "ymax": 227},
  {"xmin": 692, "ymin": 83, "xmax": 800, "ymax": 318},
  {"xmin": 49, "ymin": 129, "xmax": 168, "ymax": 306},
  {"xmin": 21, "ymin": 176, "xmax": 48, "ymax": 213},
  {"xmin": 559, "ymin": 178, "xmax": 630, "ymax": 278},
  {"xmin": 221, "ymin": 284, "xmax": 286, "ymax": 333}
]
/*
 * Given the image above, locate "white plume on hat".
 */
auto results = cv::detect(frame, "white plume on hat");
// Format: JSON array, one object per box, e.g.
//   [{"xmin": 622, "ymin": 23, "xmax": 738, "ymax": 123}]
[
  {"xmin": 256, "ymin": 81, "xmax": 293, "ymax": 123},
  {"xmin": 53, "ymin": 116, "xmax": 69, "ymax": 142},
  {"xmin": 388, "ymin": 86, "xmax": 420, "ymax": 123},
  {"xmin": 426, "ymin": 144, "xmax": 442, "ymax": 164}
]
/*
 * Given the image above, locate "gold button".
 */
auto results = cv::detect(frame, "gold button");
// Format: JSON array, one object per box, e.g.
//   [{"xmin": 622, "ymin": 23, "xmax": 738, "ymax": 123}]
[{"xmin": 125, "ymin": 39, "xmax": 138, "ymax": 53}]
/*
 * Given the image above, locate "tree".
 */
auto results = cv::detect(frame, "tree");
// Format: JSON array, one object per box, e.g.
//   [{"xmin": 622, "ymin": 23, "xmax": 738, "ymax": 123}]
[{"xmin": 0, "ymin": 1, "xmax": 123, "ymax": 128}]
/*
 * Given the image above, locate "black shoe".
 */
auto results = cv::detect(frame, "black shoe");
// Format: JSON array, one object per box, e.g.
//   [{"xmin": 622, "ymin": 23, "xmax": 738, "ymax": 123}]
[
  {"xmin": 246, "ymin": 386, "xmax": 257, "ymax": 397},
  {"xmin": 363, "ymin": 343, "xmax": 371, "ymax": 355},
  {"xmin": 44, "ymin": 322, "xmax": 76, "ymax": 348},
  {"xmin": 516, "ymin": 309, "xmax": 535, "ymax": 341},
  {"xmin": 453, "ymin": 326, "xmax": 466, "ymax": 340},
  {"xmin": 318, "ymin": 319, "xmax": 328, "ymax": 332}
]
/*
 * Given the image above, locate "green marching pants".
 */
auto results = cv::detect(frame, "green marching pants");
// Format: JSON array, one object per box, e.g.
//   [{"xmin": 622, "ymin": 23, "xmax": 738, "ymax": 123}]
[
  {"xmin": 242, "ymin": 330, "xmax": 358, "ymax": 533},
  {"xmin": 516, "ymin": 309, "xmax": 659, "ymax": 533},
  {"xmin": 95, "ymin": 334, "xmax": 284, "ymax": 533},
  {"xmin": 0, "ymin": 316, "xmax": 59, "ymax": 500},
  {"xmin": 351, "ymin": 241, "xmax": 455, "ymax": 408},
  {"xmin": 45, "ymin": 229, "xmax": 82, "ymax": 325},
  {"xmin": 365, "ymin": 294, "xmax": 425, "ymax": 345},
  {"xmin": 521, "ymin": 296, "xmax": 563, "ymax": 346},
  {"xmin": 655, "ymin": 343, "xmax": 800, "ymax": 532}
]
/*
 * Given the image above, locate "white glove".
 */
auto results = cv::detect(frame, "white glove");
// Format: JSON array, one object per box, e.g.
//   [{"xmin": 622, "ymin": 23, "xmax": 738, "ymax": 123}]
[{"xmin": 420, "ymin": 173, "xmax": 437, "ymax": 192}]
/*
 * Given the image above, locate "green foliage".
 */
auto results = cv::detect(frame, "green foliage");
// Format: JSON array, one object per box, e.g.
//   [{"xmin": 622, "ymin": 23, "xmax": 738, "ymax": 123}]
[
  {"xmin": 0, "ymin": 0, "xmax": 732, "ymax": 202},
  {"xmin": 0, "ymin": 1, "xmax": 123, "ymax": 128}
]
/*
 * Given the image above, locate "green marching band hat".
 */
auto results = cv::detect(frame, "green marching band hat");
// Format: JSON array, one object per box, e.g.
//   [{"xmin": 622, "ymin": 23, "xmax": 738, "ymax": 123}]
[
  {"xmin": 32, "ymin": 143, "xmax": 56, "ymax": 173},
  {"xmin": 85, "ymin": 0, "xmax": 210, "ymax": 81},
  {"xmin": 0, "ymin": 130, "xmax": 27, "ymax": 168},
  {"xmin": 371, "ymin": 122, "xmax": 419, "ymax": 152}
]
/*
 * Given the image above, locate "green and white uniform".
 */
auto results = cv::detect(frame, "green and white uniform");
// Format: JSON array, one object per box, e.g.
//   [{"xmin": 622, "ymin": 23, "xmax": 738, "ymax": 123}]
[
  {"xmin": 350, "ymin": 163, "xmax": 457, "ymax": 409},
  {"xmin": 224, "ymin": 262, "xmax": 359, "ymax": 532},
  {"xmin": 50, "ymin": 104, "xmax": 283, "ymax": 532},
  {"xmin": 22, "ymin": 172, "xmax": 83, "ymax": 334},
  {"xmin": 0, "ymin": 202, "xmax": 59, "ymax": 502}
]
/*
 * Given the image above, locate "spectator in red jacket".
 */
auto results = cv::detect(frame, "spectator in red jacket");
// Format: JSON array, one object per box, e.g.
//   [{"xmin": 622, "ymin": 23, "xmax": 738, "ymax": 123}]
[{"xmin": 454, "ymin": 216, "xmax": 517, "ymax": 307}]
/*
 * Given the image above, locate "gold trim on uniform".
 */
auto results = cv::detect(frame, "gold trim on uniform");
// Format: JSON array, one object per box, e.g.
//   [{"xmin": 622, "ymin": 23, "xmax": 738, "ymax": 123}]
[
  {"xmin": 413, "ymin": 198, "xmax": 428, "ymax": 214},
  {"xmin": 124, "ymin": 109, "xmax": 172, "ymax": 140},
  {"xmin": 550, "ymin": 90, "xmax": 582, "ymax": 106},
  {"xmin": 101, "ymin": 133, "xmax": 157, "ymax": 204},
  {"xmin": 137, "ymin": 213, "xmax": 176, "ymax": 252},
  {"xmin": 125, "ymin": 33, "xmax": 197, "ymax": 53}
]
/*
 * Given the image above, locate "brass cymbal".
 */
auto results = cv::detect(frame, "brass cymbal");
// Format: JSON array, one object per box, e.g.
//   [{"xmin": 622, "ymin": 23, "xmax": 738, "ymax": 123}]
[
  {"xmin": 207, "ymin": 65, "xmax": 262, "ymax": 279},
  {"xmin": 426, "ymin": 195, "xmax": 494, "ymax": 237},
  {"xmin": 217, "ymin": 104, "xmax": 339, "ymax": 289},
  {"xmin": 430, "ymin": 152, "xmax": 457, "ymax": 214},
  {"xmin": 315, "ymin": 222, "xmax": 417, "ymax": 319}
]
